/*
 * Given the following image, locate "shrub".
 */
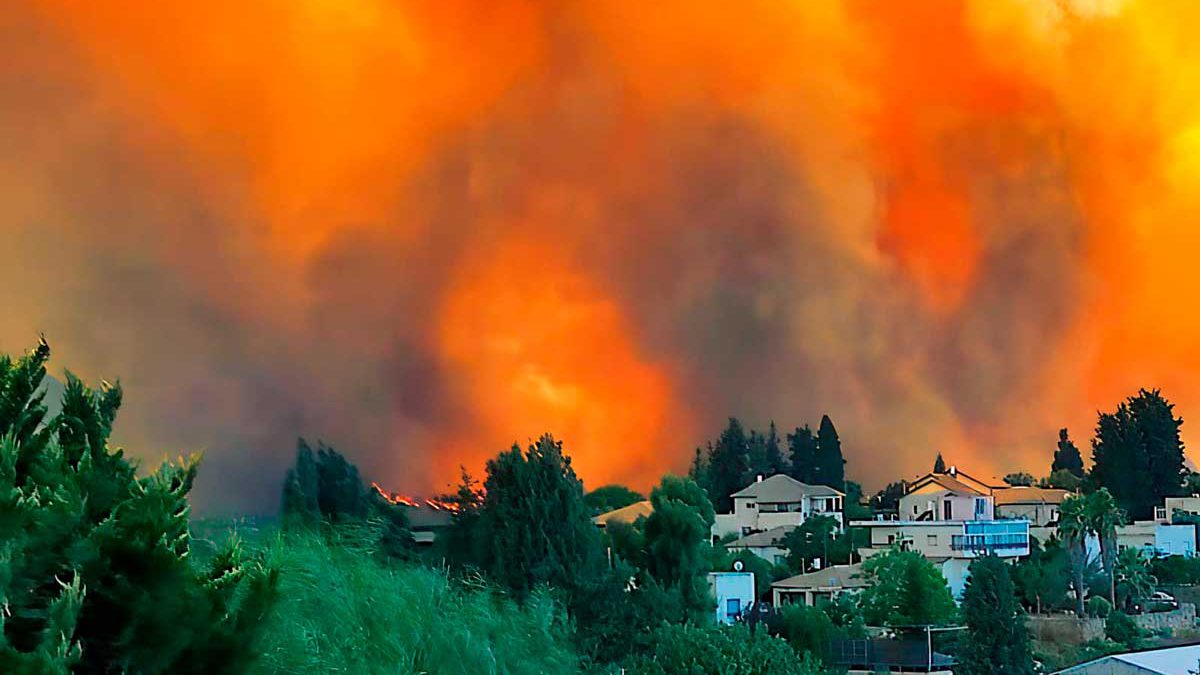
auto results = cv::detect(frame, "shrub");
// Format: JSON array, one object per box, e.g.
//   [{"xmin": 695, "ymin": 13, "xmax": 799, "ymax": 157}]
[
  {"xmin": 626, "ymin": 623, "xmax": 819, "ymax": 675},
  {"xmin": 1087, "ymin": 596, "xmax": 1112, "ymax": 618},
  {"xmin": 250, "ymin": 530, "xmax": 577, "ymax": 675},
  {"xmin": 1105, "ymin": 610, "xmax": 1143, "ymax": 649}
]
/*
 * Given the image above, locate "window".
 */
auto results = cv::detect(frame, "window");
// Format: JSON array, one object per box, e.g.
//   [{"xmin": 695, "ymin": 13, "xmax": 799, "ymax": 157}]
[
  {"xmin": 742, "ymin": 527, "xmax": 752, "ymax": 535},
  {"xmin": 943, "ymin": 500, "xmax": 953, "ymax": 520},
  {"xmin": 912, "ymin": 503, "xmax": 919, "ymax": 515},
  {"xmin": 726, "ymin": 598, "xmax": 741, "ymax": 617},
  {"xmin": 887, "ymin": 534, "xmax": 896, "ymax": 545},
  {"xmin": 975, "ymin": 498, "xmax": 988, "ymax": 518},
  {"xmin": 927, "ymin": 534, "xmax": 938, "ymax": 546}
]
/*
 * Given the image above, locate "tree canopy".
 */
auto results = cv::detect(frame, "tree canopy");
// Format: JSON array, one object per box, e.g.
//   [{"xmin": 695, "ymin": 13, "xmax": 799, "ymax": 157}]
[
  {"xmin": 1052, "ymin": 428, "xmax": 1085, "ymax": 478},
  {"xmin": 958, "ymin": 555, "xmax": 1035, "ymax": 675},
  {"xmin": 858, "ymin": 548, "xmax": 957, "ymax": 627},
  {"xmin": 813, "ymin": 415, "xmax": 846, "ymax": 490},
  {"xmin": 1091, "ymin": 389, "xmax": 1186, "ymax": 519},
  {"xmin": 584, "ymin": 484, "xmax": 644, "ymax": 515}
]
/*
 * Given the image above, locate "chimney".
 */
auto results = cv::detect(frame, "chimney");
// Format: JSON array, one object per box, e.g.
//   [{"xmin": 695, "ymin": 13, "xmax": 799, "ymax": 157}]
[
  {"xmin": 949, "ymin": 466, "xmax": 957, "ymax": 476},
  {"xmin": 756, "ymin": 474, "xmax": 764, "ymax": 483}
]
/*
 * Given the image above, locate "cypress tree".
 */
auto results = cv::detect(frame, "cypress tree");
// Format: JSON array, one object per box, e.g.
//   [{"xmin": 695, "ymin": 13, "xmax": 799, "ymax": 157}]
[
  {"xmin": 814, "ymin": 415, "xmax": 846, "ymax": 490},
  {"xmin": 958, "ymin": 554, "xmax": 1035, "ymax": 675},
  {"xmin": 1052, "ymin": 428, "xmax": 1085, "ymax": 478},
  {"xmin": 933, "ymin": 452, "xmax": 947, "ymax": 474},
  {"xmin": 787, "ymin": 425, "xmax": 818, "ymax": 483},
  {"xmin": 764, "ymin": 421, "xmax": 787, "ymax": 476},
  {"xmin": 1129, "ymin": 389, "xmax": 1186, "ymax": 503},
  {"xmin": 1092, "ymin": 390, "xmax": 1185, "ymax": 519}
]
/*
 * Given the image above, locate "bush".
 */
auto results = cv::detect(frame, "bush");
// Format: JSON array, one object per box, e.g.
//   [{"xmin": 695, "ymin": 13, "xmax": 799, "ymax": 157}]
[
  {"xmin": 770, "ymin": 604, "xmax": 835, "ymax": 663},
  {"xmin": 250, "ymin": 530, "xmax": 578, "ymax": 675},
  {"xmin": 1105, "ymin": 610, "xmax": 1143, "ymax": 649},
  {"xmin": 1087, "ymin": 596, "xmax": 1112, "ymax": 618},
  {"xmin": 1151, "ymin": 555, "xmax": 1200, "ymax": 585},
  {"xmin": 626, "ymin": 623, "xmax": 819, "ymax": 675}
]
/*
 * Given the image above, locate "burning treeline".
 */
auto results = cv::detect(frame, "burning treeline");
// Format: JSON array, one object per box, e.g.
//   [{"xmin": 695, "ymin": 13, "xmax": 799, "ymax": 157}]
[{"xmin": 3, "ymin": 0, "xmax": 1200, "ymax": 512}]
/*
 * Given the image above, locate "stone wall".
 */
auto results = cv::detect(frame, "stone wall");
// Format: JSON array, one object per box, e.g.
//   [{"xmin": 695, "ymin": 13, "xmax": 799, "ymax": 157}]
[
  {"xmin": 1027, "ymin": 615, "xmax": 1104, "ymax": 645},
  {"xmin": 1131, "ymin": 603, "xmax": 1195, "ymax": 634}
]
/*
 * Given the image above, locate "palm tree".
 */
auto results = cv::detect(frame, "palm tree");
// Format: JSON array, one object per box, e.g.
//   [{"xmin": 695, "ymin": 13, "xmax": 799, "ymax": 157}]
[
  {"xmin": 1086, "ymin": 489, "xmax": 1124, "ymax": 607},
  {"xmin": 1059, "ymin": 494, "xmax": 1090, "ymax": 617},
  {"xmin": 1115, "ymin": 547, "xmax": 1154, "ymax": 610}
]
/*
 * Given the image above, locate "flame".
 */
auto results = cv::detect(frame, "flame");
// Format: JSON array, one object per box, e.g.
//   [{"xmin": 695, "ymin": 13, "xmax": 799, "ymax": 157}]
[{"xmin": 8, "ymin": 0, "xmax": 1200, "ymax": 508}]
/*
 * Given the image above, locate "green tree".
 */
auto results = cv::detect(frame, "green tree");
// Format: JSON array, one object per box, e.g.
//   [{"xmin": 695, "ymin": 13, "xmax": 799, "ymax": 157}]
[
  {"xmin": 643, "ymin": 475, "xmax": 714, "ymax": 614},
  {"xmin": 465, "ymin": 434, "xmax": 605, "ymax": 600},
  {"xmin": 933, "ymin": 452, "xmax": 947, "ymax": 474},
  {"xmin": 585, "ymin": 484, "xmax": 644, "ymax": 515},
  {"xmin": 872, "ymin": 481, "xmax": 907, "ymax": 514},
  {"xmin": 1004, "ymin": 472, "xmax": 1036, "ymax": 487},
  {"xmin": 1085, "ymin": 489, "xmax": 1123, "ymax": 606},
  {"xmin": 1091, "ymin": 390, "xmax": 1186, "ymax": 519},
  {"xmin": 782, "ymin": 515, "xmax": 839, "ymax": 572},
  {"xmin": 0, "ymin": 341, "xmax": 276, "ymax": 674},
  {"xmin": 787, "ymin": 425, "xmax": 818, "ymax": 484},
  {"xmin": 748, "ymin": 422, "xmax": 788, "ymax": 479},
  {"xmin": 1105, "ymin": 610, "xmax": 1143, "ymax": 649},
  {"xmin": 1010, "ymin": 538, "xmax": 1070, "ymax": 614},
  {"xmin": 705, "ymin": 419, "xmax": 752, "ymax": 513},
  {"xmin": 1052, "ymin": 428, "xmax": 1085, "ymax": 478},
  {"xmin": 1059, "ymin": 494, "xmax": 1091, "ymax": 617},
  {"xmin": 858, "ymin": 548, "xmax": 957, "ymax": 627},
  {"xmin": 958, "ymin": 554, "xmax": 1035, "ymax": 675},
  {"xmin": 1041, "ymin": 469, "xmax": 1082, "ymax": 492},
  {"xmin": 813, "ymin": 415, "xmax": 845, "ymax": 490},
  {"xmin": 843, "ymin": 481, "xmax": 873, "ymax": 519},
  {"xmin": 1114, "ymin": 547, "xmax": 1154, "ymax": 610}
]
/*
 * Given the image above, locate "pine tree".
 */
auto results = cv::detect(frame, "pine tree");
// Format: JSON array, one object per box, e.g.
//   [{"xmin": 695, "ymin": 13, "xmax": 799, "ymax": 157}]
[
  {"xmin": 1052, "ymin": 428, "xmax": 1085, "ymax": 478},
  {"xmin": 1129, "ymin": 389, "xmax": 1187, "ymax": 503},
  {"xmin": 1092, "ymin": 390, "xmax": 1185, "ymax": 519},
  {"xmin": 0, "ymin": 341, "xmax": 277, "ymax": 674},
  {"xmin": 958, "ymin": 554, "xmax": 1035, "ymax": 675},
  {"xmin": 707, "ymin": 419, "xmax": 752, "ymax": 512},
  {"xmin": 814, "ymin": 415, "xmax": 846, "ymax": 490},
  {"xmin": 933, "ymin": 452, "xmax": 947, "ymax": 474},
  {"xmin": 787, "ymin": 425, "xmax": 818, "ymax": 483},
  {"xmin": 764, "ymin": 421, "xmax": 787, "ymax": 476}
]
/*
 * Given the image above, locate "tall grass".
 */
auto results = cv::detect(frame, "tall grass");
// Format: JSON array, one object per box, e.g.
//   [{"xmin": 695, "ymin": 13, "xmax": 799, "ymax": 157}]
[{"xmin": 249, "ymin": 530, "xmax": 579, "ymax": 675}]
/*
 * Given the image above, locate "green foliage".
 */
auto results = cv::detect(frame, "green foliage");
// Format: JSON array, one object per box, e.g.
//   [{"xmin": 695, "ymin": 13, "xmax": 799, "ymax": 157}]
[
  {"xmin": 279, "ymin": 439, "xmax": 412, "ymax": 559},
  {"xmin": 748, "ymin": 422, "xmax": 788, "ymax": 479},
  {"xmin": 0, "ymin": 341, "xmax": 277, "ymax": 674},
  {"xmin": 1151, "ymin": 554, "xmax": 1200, "ymax": 584},
  {"xmin": 1003, "ymin": 472, "xmax": 1036, "ymax": 487},
  {"xmin": 842, "ymin": 481, "xmax": 872, "ymax": 519},
  {"xmin": 727, "ymin": 549, "xmax": 776, "ymax": 599},
  {"xmin": 1059, "ymin": 494, "xmax": 1092, "ymax": 617},
  {"xmin": 1105, "ymin": 609, "xmax": 1143, "ymax": 649},
  {"xmin": 250, "ymin": 531, "xmax": 577, "ymax": 675},
  {"xmin": 459, "ymin": 434, "xmax": 604, "ymax": 601},
  {"xmin": 625, "ymin": 623, "xmax": 819, "ymax": 675},
  {"xmin": 585, "ymin": 484, "xmax": 644, "ymax": 515},
  {"xmin": 858, "ymin": 548, "xmax": 957, "ymax": 627},
  {"xmin": 770, "ymin": 604, "xmax": 836, "ymax": 663},
  {"xmin": 1086, "ymin": 488, "xmax": 1124, "ymax": 605},
  {"xmin": 787, "ymin": 425, "xmax": 818, "ymax": 484},
  {"xmin": 933, "ymin": 453, "xmax": 947, "ymax": 473},
  {"xmin": 1086, "ymin": 596, "xmax": 1112, "ymax": 618},
  {"xmin": 958, "ymin": 555, "xmax": 1034, "ymax": 675},
  {"xmin": 643, "ymin": 475, "xmax": 715, "ymax": 615},
  {"xmin": 1091, "ymin": 389, "xmax": 1186, "ymax": 520},
  {"xmin": 1052, "ymin": 428, "xmax": 1085, "ymax": 478},
  {"xmin": 702, "ymin": 418, "xmax": 753, "ymax": 513},
  {"xmin": 782, "ymin": 515, "xmax": 840, "ymax": 572},
  {"xmin": 1011, "ymin": 537, "xmax": 1071, "ymax": 614},
  {"xmin": 1114, "ymin": 547, "xmax": 1154, "ymax": 609},
  {"xmin": 813, "ymin": 415, "xmax": 845, "ymax": 490},
  {"xmin": 1041, "ymin": 469, "xmax": 1082, "ymax": 492},
  {"xmin": 871, "ymin": 481, "xmax": 907, "ymax": 514}
]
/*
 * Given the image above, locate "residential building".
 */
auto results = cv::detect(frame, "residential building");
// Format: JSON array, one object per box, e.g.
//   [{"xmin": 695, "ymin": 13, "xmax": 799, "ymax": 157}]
[
  {"xmin": 898, "ymin": 467, "xmax": 997, "ymax": 522},
  {"xmin": 1053, "ymin": 643, "xmax": 1200, "ymax": 674},
  {"xmin": 1159, "ymin": 496, "xmax": 1200, "ymax": 523},
  {"xmin": 994, "ymin": 486, "xmax": 1070, "ymax": 526},
  {"xmin": 708, "ymin": 571, "xmax": 756, "ymax": 625},
  {"xmin": 1117, "ymin": 520, "xmax": 1197, "ymax": 557},
  {"xmin": 771, "ymin": 563, "xmax": 868, "ymax": 606},
  {"xmin": 712, "ymin": 474, "xmax": 844, "ymax": 540},
  {"xmin": 725, "ymin": 526, "xmax": 792, "ymax": 565},
  {"xmin": 407, "ymin": 507, "xmax": 453, "ymax": 545},
  {"xmin": 592, "ymin": 500, "xmax": 653, "ymax": 529}
]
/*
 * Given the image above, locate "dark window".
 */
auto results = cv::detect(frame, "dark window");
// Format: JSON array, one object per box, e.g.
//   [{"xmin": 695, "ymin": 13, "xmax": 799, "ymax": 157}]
[
  {"xmin": 726, "ymin": 598, "xmax": 741, "ymax": 617},
  {"xmin": 943, "ymin": 500, "xmax": 953, "ymax": 520}
]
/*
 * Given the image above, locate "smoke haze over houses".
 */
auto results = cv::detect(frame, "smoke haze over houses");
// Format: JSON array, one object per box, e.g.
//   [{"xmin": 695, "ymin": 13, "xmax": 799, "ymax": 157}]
[{"xmin": 4, "ymin": 1, "xmax": 1200, "ymax": 513}]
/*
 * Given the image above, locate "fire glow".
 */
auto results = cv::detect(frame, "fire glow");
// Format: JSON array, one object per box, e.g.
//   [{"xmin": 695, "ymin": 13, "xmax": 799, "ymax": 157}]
[{"xmin": 4, "ymin": 1, "xmax": 1200, "ymax": 511}]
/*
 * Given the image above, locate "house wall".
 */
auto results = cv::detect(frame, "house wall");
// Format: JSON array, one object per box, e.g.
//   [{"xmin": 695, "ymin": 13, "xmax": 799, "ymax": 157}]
[
  {"xmin": 708, "ymin": 572, "xmax": 756, "ymax": 625},
  {"xmin": 728, "ymin": 544, "xmax": 788, "ymax": 566},
  {"xmin": 1156, "ymin": 524, "xmax": 1198, "ymax": 557},
  {"xmin": 899, "ymin": 489, "xmax": 992, "ymax": 522},
  {"xmin": 1165, "ymin": 496, "xmax": 1200, "ymax": 522},
  {"xmin": 863, "ymin": 523, "xmax": 960, "ymax": 558},
  {"xmin": 997, "ymin": 502, "xmax": 1059, "ymax": 527},
  {"xmin": 714, "ymin": 495, "xmax": 842, "ymax": 538}
]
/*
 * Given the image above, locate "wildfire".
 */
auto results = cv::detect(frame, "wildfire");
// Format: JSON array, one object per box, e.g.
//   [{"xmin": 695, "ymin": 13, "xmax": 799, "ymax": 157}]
[{"xmin": 371, "ymin": 482, "xmax": 462, "ymax": 513}]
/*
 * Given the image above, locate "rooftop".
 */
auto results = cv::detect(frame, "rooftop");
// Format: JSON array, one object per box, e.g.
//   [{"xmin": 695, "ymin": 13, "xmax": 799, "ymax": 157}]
[
  {"xmin": 993, "ymin": 486, "xmax": 1070, "ymax": 505},
  {"xmin": 731, "ymin": 474, "xmax": 844, "ymax": 501},
  {"xmin": 772, "ymin": 563, "xmax": 868, "ymax": 590},
  {"xmin": 592, "ymin": 500, "xmax": 653, "ymax": 527},
  {"xmin": 1055, "ymin": 643, "xmax": 1200, "ymax": 674},
  {"xmin": 725, "ymin": 526, "xmax": 794, "ymax": 549}
]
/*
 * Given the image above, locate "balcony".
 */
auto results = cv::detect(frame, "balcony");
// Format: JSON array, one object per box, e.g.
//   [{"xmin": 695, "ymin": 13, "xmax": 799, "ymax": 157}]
[{"xmin": 950, "ymin": 521, "xmax": 1029, "ymax": 556}]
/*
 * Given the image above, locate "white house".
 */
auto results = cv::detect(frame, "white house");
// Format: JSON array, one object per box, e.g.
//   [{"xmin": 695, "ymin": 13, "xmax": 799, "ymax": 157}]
[
  {"xmin": 708, "ymin": 571, "xmax": 756, "ymax": 624},
  {"xmin": 994, "ymin": 486, "xmax": 1070, "ymax": 527},
  {"xmin": 771, "ymin": 563, "xmax": 868, "ymax": 607},
  {"xmin": 724, "ymin": 526, "xmax": 792, "ymax": 565},
  {"xmin": 898, "ymin": 468, "xmax": 997, "ymax": 522},
  {"xmin": 712, "ymin": 474, "xmax": 844, "ymax": 540}
]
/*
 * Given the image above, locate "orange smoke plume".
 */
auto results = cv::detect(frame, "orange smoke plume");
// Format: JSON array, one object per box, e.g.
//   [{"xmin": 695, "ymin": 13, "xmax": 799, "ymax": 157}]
[{"xmin": 5, "ymin": 1, "xmax": 1200, "ymax": 512}]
